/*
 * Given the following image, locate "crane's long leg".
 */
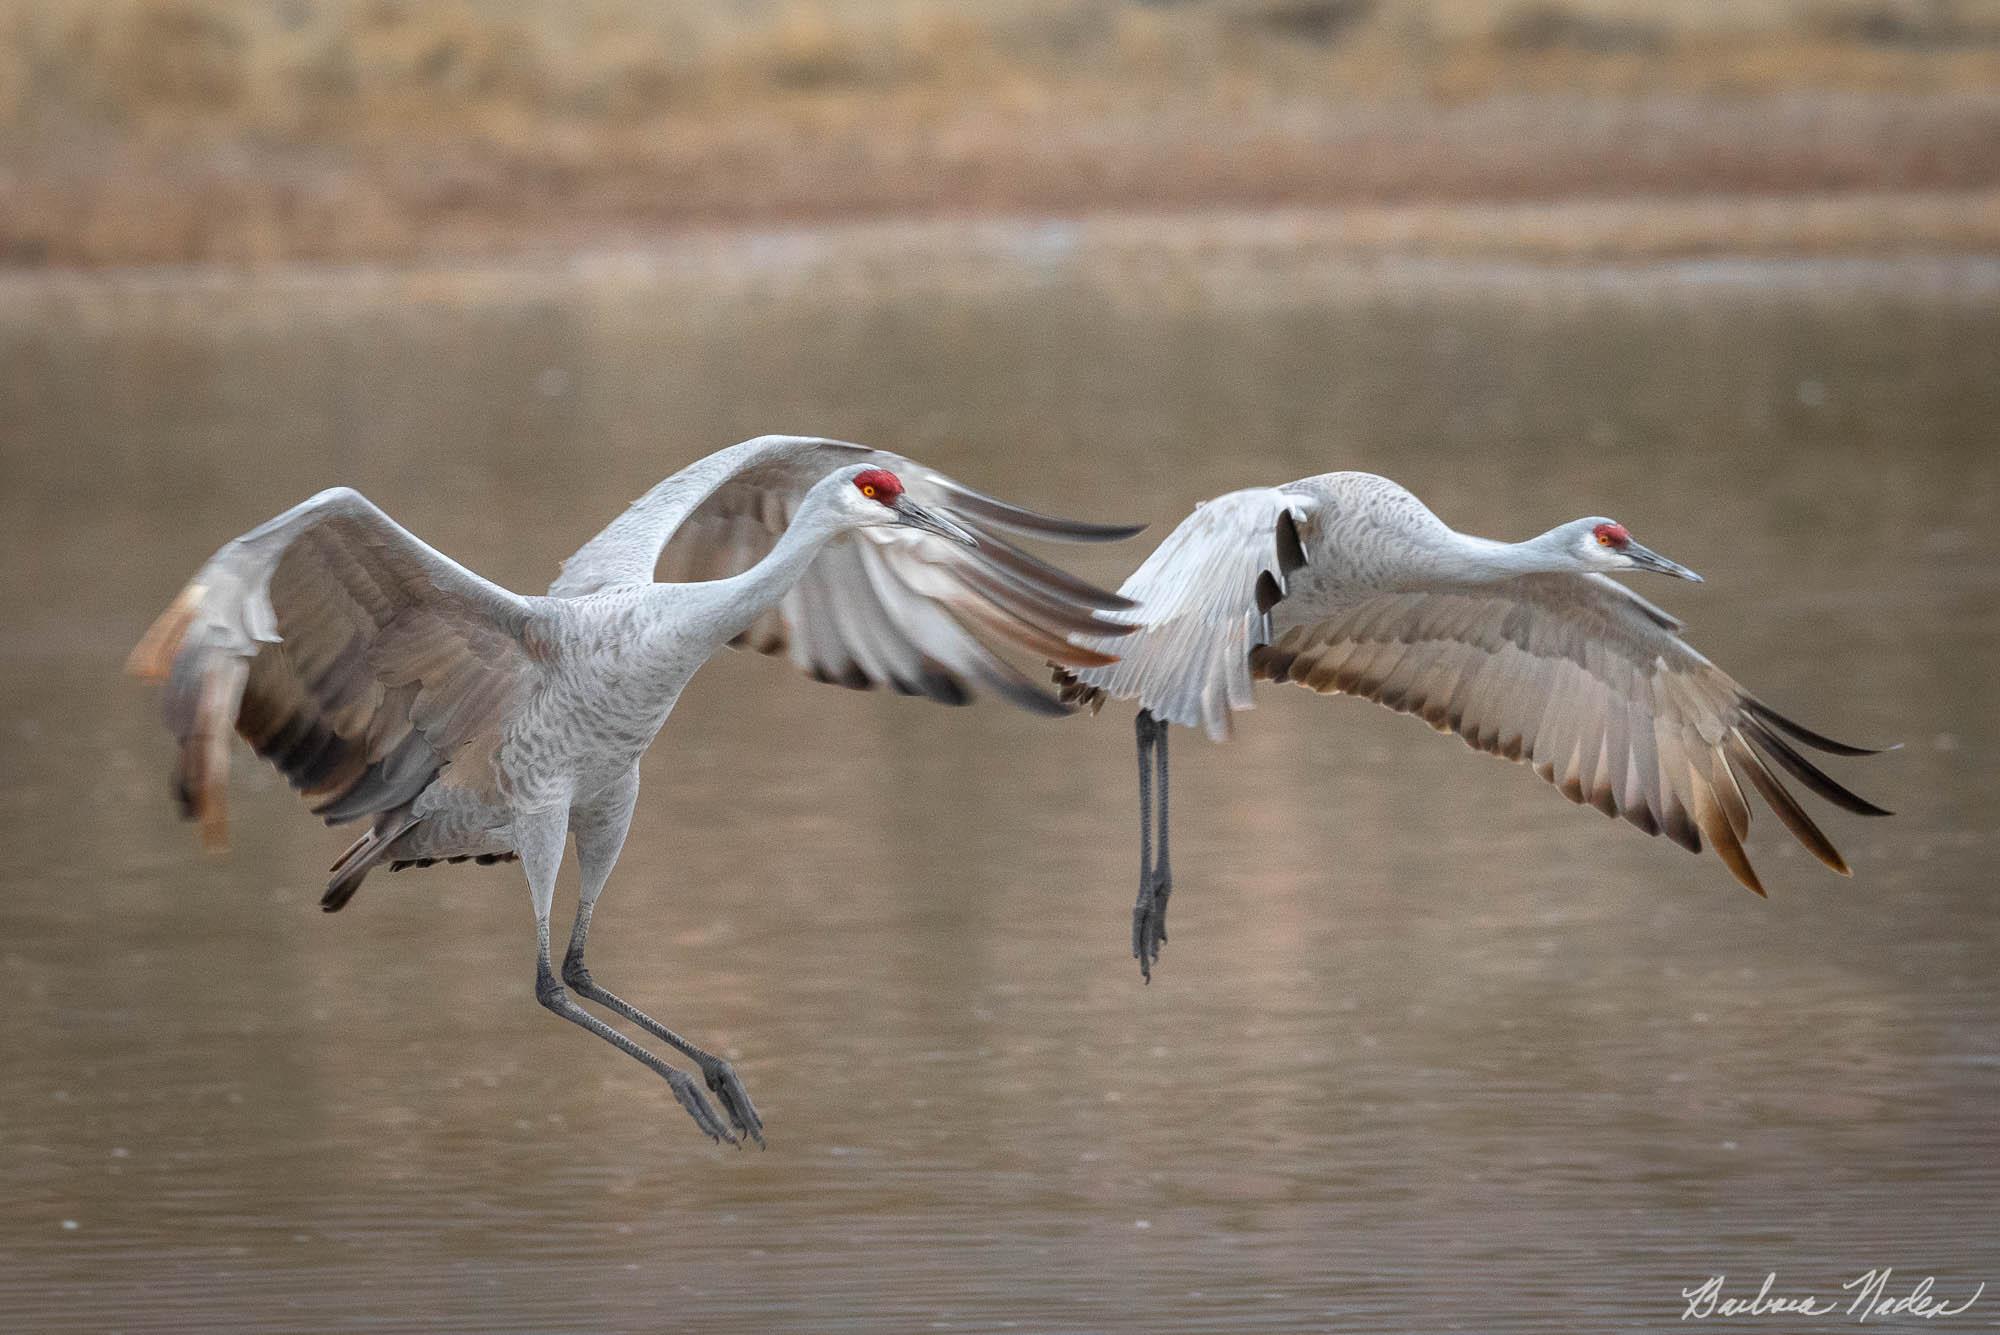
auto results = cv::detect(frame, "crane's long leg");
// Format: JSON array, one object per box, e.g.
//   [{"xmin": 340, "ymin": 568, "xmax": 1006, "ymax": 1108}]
[
  {"xmin": 561, "ymin": 771, "xmax": 764, "ymax": 1146},
  {"xmin": 516, "ymin": 803, "xmax": 735, "ymax": 1146},
  {"xmin": 1134, "ymin": 707, "xmax": 1153, "ymax": 970},
  {"xmin": 1154, "ymin": 712, "xmax": 1172, "ymax": 946},
  {"xmin": 1133, "ymin": 709, "xmax": 1174, "ymax": 982}
]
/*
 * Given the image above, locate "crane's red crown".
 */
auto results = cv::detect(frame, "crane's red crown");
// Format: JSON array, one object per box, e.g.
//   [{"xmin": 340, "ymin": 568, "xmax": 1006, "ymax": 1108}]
[
  {"xmin": 1593, "ymin": 521, "xmax": 1630, "ymax": 549},
  {"xmin": 854, "ymin": 468, "xmax": 904, "ymax": 505}
]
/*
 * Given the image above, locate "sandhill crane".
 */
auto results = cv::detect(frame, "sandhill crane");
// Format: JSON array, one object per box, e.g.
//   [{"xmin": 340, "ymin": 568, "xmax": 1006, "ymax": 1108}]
[
  {"xmin": 1058, "ymin": 472, "xmax": 1891, "ymax": 981},
  {"xmin": 128, "ymin": 434, "xmax": 1140, "ymax": 1145}
]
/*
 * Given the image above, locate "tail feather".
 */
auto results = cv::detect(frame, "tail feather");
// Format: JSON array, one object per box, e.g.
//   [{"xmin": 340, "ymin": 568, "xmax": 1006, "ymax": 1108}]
[{"xmin": 322, "ymin": 811, "xmax": 418, "ymax": 913}]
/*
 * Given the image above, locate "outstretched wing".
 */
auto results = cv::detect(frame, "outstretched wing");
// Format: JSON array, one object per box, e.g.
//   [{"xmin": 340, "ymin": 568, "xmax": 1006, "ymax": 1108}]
[
  {"xmin": 1249, "ymin": 573, "xmax": 1889, "ymax": 893},
  {"xmin": 1060, "ymin": 487, "xmax": 1311, "ymax": 739},
  {"xmin": 550, "ymin": 435, "xmax": 1143, "ymax": 714},
  {"xmin": 127, "ymin": 487, "xmax": 540, "ymax": 849}
]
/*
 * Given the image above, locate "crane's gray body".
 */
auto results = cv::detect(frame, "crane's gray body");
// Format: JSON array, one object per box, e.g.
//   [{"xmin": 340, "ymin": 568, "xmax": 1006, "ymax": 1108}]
[{"xmin": 385, "ymin": 585, "xmax": 718, "ymax": 866}]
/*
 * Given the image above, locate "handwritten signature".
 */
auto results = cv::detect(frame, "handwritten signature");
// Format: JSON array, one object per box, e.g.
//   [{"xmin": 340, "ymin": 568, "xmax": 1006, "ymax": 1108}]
[{"xmin": 1682, "ymin": 1270, "xmax": 1984, "ymax": 1322}]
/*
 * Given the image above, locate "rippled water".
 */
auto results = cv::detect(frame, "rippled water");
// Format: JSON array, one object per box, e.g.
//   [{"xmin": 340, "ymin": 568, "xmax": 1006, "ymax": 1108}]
[{"xmin": 3, "ymin": 221, "xmax": 1997, "ymax": 1332}]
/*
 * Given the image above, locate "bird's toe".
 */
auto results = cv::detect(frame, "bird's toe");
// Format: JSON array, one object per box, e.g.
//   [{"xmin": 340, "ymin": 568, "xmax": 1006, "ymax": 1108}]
[
  {"xmin": 665, "ymin": 1069, "xmax": 736, "ymax": 1145},
  {"xmin": 703, "ymin": 1059, "xmax": 765, "ymax": 1148},
  {"xmin": 1132, "ymin": 880, "xmax": 1172, "ymax": 982}
]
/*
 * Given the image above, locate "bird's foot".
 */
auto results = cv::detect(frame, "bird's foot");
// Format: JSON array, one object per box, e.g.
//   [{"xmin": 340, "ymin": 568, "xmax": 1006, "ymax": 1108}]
[
  {"xmin": 664, "ymin": 1068, "xmax": 737, "ymax": 1146},
  {"xmin": 1133, "ymin": 872, "xmax": 1171, "ymax": 983},
  {"xmin": 699, "ymin": 1056, "xmax": 765, "ymax": 1148}
]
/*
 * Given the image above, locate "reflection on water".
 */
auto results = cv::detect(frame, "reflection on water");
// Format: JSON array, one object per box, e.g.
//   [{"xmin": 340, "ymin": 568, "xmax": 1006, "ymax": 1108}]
[{"xmin": 2, "ymin": 222, "xmax": 1997, "ymax": 1332}]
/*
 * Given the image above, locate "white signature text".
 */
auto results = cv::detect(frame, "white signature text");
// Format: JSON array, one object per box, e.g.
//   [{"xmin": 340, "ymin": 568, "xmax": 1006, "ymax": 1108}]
[{"xmin": 1681, "ymin": 1270, "xmax": 1984, "ymax": 1323}]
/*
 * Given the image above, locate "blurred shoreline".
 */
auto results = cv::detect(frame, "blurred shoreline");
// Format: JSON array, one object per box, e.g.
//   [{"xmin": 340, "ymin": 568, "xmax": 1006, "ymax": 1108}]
[
  {"xmin": 7, "ymin": 209, "xmax": 1999, "ymax": 308},
  {"xmin": 3, "ymin": 2, "xmax": 2000, "ymax": 268}
]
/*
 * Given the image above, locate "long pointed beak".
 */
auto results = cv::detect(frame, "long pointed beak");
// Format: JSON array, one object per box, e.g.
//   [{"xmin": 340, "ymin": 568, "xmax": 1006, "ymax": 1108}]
[
  {"xmin": 1626, "ymin": 541, "xmax": 1702, "ymax": 582},
  {"xmin": 893, "ymin": 496, "xmax": 978, "ymax": 547}
]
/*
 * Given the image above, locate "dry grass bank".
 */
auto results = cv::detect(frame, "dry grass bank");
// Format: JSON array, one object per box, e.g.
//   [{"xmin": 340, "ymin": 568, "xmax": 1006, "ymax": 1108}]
[{"xmin": 3, "ymin": 0, "xmax": 1999, "ymax": 265}]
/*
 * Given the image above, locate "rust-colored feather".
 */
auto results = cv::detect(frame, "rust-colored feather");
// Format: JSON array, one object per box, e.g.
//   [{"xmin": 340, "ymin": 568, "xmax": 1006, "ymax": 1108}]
[
  {"xmin": 126, "ymin": 582, "xmax": 205, "ymax": 682},
  {"xmin": 1689, "ymin": 756, "xmax": 1764, "ymax": 896}
]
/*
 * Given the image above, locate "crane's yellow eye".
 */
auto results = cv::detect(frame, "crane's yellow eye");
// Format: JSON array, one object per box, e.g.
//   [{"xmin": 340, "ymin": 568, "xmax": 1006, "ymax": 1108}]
[
  {"xmin": 1597, "ymin": 532, "xmax": 1613, "ymax": 546},
  {"xmin": 861, "ymin": 485, "xmax": 877, "ymax": 498}
]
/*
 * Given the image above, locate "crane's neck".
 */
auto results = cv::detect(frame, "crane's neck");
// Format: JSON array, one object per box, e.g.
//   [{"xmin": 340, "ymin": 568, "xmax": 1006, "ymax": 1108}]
[
  {"xmin": 1421, "ymin": 528, "xmax": 1580, "ymax": 584},
  {"xmin": 640, "ymin": 499, "xmax": 851, "ymax": 656},
  {"xmin": 546, "ymin": 496, "xmax": 857, "ymax": 744}
]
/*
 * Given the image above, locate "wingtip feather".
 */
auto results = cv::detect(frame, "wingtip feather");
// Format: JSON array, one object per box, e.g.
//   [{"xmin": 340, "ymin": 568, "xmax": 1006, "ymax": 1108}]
[
  {"xmin": 1745, "ymin": 718, "xmax": 1893, "ymax": 817},
  {"xmin": 1744, "ymin": 697, "xmax": 1891, "ymax": 757},
  {"xmin": 933, "ymin": 482, "xmax": 1147, "ymax": 544}
]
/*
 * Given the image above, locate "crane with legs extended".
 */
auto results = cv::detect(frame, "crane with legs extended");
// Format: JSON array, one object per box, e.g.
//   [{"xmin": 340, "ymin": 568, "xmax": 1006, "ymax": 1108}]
[
  {"xmin": 129, "ymin": 434, "xmax": 1141, "ymax": 1145},
  {"xmin": 1058, "ymin": 471, "xmax": 1892, "ymax": 981}
]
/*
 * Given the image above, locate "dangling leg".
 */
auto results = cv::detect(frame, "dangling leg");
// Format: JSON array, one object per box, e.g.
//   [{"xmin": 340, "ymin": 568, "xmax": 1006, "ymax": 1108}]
[
  {"xmin": 516, "ymin": 802, "xmax": 735, "ymax": 1145},
  {"xmin": 1133, "ymin": 709, "xmax": 1174, "ymax": 982},
  {"xmin": 1152, "ymin": 712, "xmax": 1173, "ymax": 956},
  {"xmin": 561, "ymin": 769, "xmax": 764, "ymax": 1146}
]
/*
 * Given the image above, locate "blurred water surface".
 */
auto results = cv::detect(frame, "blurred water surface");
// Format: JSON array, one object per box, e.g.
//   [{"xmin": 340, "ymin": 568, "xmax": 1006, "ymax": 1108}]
[{"xmin": 2, "ymin": 220, "xmax": 1997, "ymax": 1332}]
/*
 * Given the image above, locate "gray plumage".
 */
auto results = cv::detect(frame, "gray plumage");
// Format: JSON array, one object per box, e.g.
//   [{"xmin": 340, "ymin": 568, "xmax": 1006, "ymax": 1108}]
[
  {"xmin": 1059, "ymin": 471, "xmax": 1891, "ymax": 980},
  {"xmin": 129, "ymin": 434, "xmax": 1140, "ymax": 1145}
]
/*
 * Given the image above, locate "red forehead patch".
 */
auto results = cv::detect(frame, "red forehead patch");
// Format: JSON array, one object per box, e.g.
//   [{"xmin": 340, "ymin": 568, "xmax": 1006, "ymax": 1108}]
[
  {"xmin": 854, "ymin": 468, "xmax": 903, "ymax": 504},
  {"xmin": 1593, "ymin": 522, "xmax": 1630, "ymax": 548}
]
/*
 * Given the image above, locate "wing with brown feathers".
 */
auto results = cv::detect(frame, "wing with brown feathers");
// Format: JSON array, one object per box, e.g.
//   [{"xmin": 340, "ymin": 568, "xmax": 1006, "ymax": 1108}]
[
  {"xmin": 556, "ymin": 435, "xmax": 1142, "ymax": 715},
  {"xmin": 127, "ymin": 487, "xmax": 539, "ymax": 849},
  {"xmin": 1250, "ymin": 572, "xmax": 1889, "ymax": 893}
]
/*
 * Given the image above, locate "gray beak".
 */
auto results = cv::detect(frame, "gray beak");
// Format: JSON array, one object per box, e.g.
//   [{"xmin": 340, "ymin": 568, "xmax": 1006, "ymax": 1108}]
[
  {"xmin": 893, "ymin": 496, "xmax": 978, "ymax": 547},
  {"xmin": 1626, "ymin": 541, "xmax": 1702, "ymax": 582}
]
